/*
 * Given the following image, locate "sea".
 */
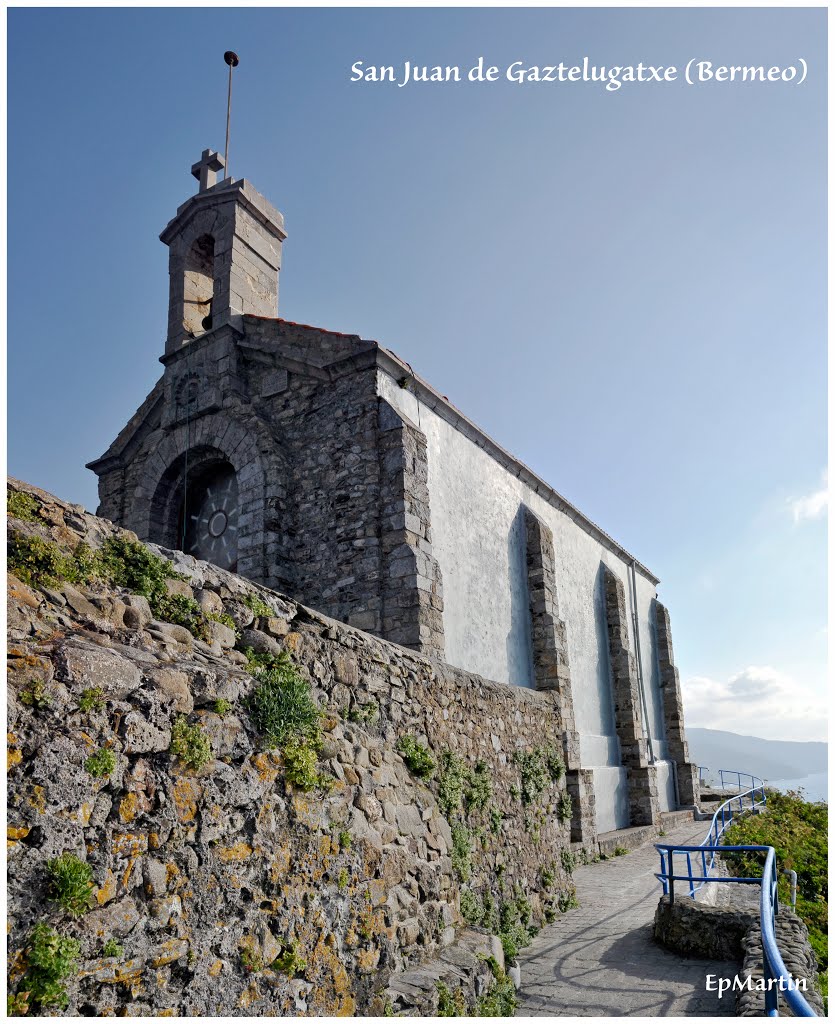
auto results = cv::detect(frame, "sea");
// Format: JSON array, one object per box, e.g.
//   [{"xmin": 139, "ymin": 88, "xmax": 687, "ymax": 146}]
[{"xmin": 766, "ymin": 771, "xmax": 828, "ymax": 804}]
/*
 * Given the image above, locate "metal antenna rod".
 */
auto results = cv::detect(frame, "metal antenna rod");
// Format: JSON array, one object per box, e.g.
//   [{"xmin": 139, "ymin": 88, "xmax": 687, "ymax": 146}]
[{"xmin": 223, "ymin": 51, "xmax": 239, "ymax": 179}]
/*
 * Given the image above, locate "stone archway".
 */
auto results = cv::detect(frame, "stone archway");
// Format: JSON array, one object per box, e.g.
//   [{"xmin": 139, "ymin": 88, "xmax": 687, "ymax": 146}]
[
  {"xmin": 149, "ymin": 448, "xmax": 239, "ymax": 572},
  {"xmin": 130, "ymin": 412, "xmax": 272, "ymax": 584}
]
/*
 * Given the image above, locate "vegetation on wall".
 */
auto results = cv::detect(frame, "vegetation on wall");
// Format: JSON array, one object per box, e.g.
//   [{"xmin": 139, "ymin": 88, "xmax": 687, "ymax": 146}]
[
  {"xmin": 7, "ymin": 527, "xmax": 218, "ymax": 643},
  {"xmin": 78, "ymin": 687, "xmax": 105, "ymax": 713},
  {"xmin": 242, "ymin": 591, "xmax": 273, "ymax": 619},
  {"xmin": 723, "ymin": 789, "xmax": 828, "ymax": 1004},
  {"xmin": 513, "ymin": 745, "xmax": 565, "ymax": 805},
  {"xmin": 85, "ymin": 747, "xmax": 117, "ymax": 778},
  {"xmin": 435, "ymin": 956, "xmax": 518, "ymax": 1017},
  {"xmin": 169, "ymin": 716, "xmax": 213, "ymax": 771},
  {"xmin": 10, "ymin": 924, "xmax": 81, "ymax": 1013},
  {"xmin": 437, "ymin": 753, "xmax": 493, "ymax": 817},
  {"xmin": 46, "ymin": 853, "xmax": 95, "ymax": 918},
  {"xmin": 7, "ymin": 487, "xmax": 41, "ymax": 522},
  {"xmin": 245, "ymin": 648, "xmax": 329, "ymax": 791},
  {"xmin": 8, "ymin": 533, "xmax": 97, "ymax": 590},
  {"xmin": 97, "ymin": 536, "xmax": 177, "ymax": 608},
  {"xmin": 396, "ymin": 735, "xmax": 436, "ymax": 779},
  {"xmin": 425, "ymin": 736, "xmax": 578, "ymax": 966},
  {"xmin": 20, "ymin": 680, "xmax": 51, "ymax": 710}
]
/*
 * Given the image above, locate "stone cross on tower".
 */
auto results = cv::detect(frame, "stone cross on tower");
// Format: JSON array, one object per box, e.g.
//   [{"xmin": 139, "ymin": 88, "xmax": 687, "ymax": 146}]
[{"xmin": 190, "ymin": 149, "xmax": 226, "ymax": 193}]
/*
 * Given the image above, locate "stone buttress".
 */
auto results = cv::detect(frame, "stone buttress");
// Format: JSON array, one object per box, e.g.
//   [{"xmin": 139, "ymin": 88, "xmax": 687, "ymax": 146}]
[
  {"xmin": 602, "ymin": 565, "xmax": 659, "ymax": 827},
  {"xmin": 654, "ymin": 601, "xmax": 700, "ymax": 809}
]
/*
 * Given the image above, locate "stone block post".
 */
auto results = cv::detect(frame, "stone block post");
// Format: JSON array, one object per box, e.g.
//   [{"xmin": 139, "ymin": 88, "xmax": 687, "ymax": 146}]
[
  {"xmin": 523, "ymin": 507, "xmax": 595, "ymax": 845},
  {"xmin": 378, "ymin": 401, "xmax": 445, "ymax": 658},
  {"xmin": 602, "ymin": 565, "xmax": 659, "ymax": 827},
  {"xmin": 654, "ymin": 601, "xmax": 700, "ymax": 809}
]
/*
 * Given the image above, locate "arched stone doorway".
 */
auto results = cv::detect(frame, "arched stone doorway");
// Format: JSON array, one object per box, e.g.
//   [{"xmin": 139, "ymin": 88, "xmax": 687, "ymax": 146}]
[
  {"xmin": 132, "ymin": 412, "xmax": 286, "ymax": 589},
  {"xmin": 149, "ymin": 447, "xmax": 240, "ymax": 573},
  {"xmin": 180, "ymin": 462, "xmax": 239, "ymax": 571}
]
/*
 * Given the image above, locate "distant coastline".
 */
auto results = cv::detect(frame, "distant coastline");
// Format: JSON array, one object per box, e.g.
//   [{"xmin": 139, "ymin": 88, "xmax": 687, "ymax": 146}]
[
  {"xmin": 686, "ymin": 726, "xmax": 827, "ymax": 805},
  {"xmin": 767, "ymin": 771, "xmax": 828, "ymax": 803}
]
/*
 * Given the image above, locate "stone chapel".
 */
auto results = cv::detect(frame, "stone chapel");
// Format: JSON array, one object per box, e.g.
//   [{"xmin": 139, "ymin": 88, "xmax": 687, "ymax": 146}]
[{"xmin": 88, "ymin": 151, "xmax": 699, "ymax": 839}]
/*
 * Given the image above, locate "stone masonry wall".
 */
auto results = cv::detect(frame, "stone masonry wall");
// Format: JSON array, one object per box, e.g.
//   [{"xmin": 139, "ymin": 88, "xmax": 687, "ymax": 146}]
[
  {"xmin": 92, "ymin": 320, "xmax": 448, "ymax": 661},
  {"xmin": 7, "ymin": 479, "xmax": 578, "ymax": 1017}
]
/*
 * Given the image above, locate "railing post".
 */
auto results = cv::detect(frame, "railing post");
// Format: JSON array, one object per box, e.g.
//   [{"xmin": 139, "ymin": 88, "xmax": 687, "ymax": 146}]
[{"xmin": 763, "ymin": 951, "xmax": 779, "ymax": 1015}]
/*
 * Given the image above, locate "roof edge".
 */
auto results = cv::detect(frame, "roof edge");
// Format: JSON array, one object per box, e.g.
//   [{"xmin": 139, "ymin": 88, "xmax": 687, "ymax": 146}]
[{"xmin": 373, "ymin": 346, "xmax": 661, "ymax": 586}]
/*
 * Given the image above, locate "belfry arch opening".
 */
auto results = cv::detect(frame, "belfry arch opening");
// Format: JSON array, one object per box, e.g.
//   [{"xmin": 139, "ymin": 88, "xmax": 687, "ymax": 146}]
[{"xmin": 183, "ymin": 234, "xmax": 216, "ymax": 336}]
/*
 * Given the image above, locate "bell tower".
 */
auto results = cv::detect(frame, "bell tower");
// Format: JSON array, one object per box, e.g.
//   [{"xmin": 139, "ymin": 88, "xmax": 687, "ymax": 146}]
[{"xmin": 160, "ymin": 149, "xmax": 287, "ymax": 354}]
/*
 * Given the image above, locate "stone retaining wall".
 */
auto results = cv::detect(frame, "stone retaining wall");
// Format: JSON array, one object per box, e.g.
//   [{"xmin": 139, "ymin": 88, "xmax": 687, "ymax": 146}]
[{"xmin": 7, "ymin": 479, "xmax": 577, "ymax": 1016}]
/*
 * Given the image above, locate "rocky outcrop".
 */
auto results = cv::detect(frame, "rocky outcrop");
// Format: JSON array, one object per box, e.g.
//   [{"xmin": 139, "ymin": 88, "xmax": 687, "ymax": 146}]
[{"xmin": 7, "ymin": 479, "xmax": 576, "ymax": 1016}]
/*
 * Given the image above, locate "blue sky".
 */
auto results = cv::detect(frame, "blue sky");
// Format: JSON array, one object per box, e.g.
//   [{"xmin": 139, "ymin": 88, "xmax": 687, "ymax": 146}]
[{"xmin": 8, "ymin": 8, "xmax": 827, "ymax": 742}]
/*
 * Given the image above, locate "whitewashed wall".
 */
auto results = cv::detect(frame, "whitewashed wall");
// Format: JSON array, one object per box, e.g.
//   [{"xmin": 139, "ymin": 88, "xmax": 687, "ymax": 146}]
[{"xmin": 380, "ymin": 374, "xmax": 674, "ymax": 831}]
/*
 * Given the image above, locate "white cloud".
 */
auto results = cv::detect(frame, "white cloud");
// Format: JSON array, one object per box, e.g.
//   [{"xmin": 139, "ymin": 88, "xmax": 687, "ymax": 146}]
[
  {"xmin": 789, "ymin": 470, "xmax": 828, "ymax": 523},
  {"xmin": 681, "ymin": 665, "xmax": 828, "ymax": 743}
]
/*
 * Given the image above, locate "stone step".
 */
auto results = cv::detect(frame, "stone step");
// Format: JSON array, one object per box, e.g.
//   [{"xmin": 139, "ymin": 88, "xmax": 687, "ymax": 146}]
[
  {"xmin": 659, "ymin": 808, "xmax": 698, "ymax": 830},
  {"xmin": 597, "ymin": 823, "xmax": 659, "ymax": 856},
  {"xmin": 384, "ymin": 928, "xmax": 504, "ymax": 1015},
  {"xmin": 596, "ymin": 809, "xmax": 697, "ymax": 856}
]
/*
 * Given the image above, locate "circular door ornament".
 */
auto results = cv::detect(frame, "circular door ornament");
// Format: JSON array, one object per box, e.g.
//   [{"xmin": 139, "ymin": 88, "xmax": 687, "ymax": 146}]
[{"xmin": 184, "ymin": 466, "xmax": 239, "ymax": 571}]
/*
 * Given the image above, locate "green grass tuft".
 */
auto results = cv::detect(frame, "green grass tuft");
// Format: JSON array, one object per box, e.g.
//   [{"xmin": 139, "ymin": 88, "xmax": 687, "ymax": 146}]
[
  {"xmin": 47, "ymin": 853, "xmax": 95, "ymax": 917},
  {"xmin": 246, "ymin": 650, "xmax": 321, "ymax": 749}
]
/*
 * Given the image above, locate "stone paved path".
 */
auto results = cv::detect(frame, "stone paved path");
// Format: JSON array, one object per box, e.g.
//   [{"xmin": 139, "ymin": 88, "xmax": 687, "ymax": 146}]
[{"xmin": 517, "ymin": 820, "xmax": 738, "ymax": 1017}]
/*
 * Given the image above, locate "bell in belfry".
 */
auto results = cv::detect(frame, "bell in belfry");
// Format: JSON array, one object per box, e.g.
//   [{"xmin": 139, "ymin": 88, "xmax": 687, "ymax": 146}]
[{"xmin": 201, "ymin": 296, "xmax": 214, "ymax": 332}]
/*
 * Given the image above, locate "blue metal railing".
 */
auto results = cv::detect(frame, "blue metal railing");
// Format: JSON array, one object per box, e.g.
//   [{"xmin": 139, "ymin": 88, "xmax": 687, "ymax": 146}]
[
  {"xmin": 655, "ymin": 770, "xmax": 816, "ymax": 1017},
  {"xmin": 698, "ymin": 765, "xmax": 764, "ymax": 794},
  {"xmin": 718, "ymin": 768, "xmax": 763, "ymax": 793},
  {"xmin": 674, "ymin": 771, "xmax": 767, "ymax": 896}
]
